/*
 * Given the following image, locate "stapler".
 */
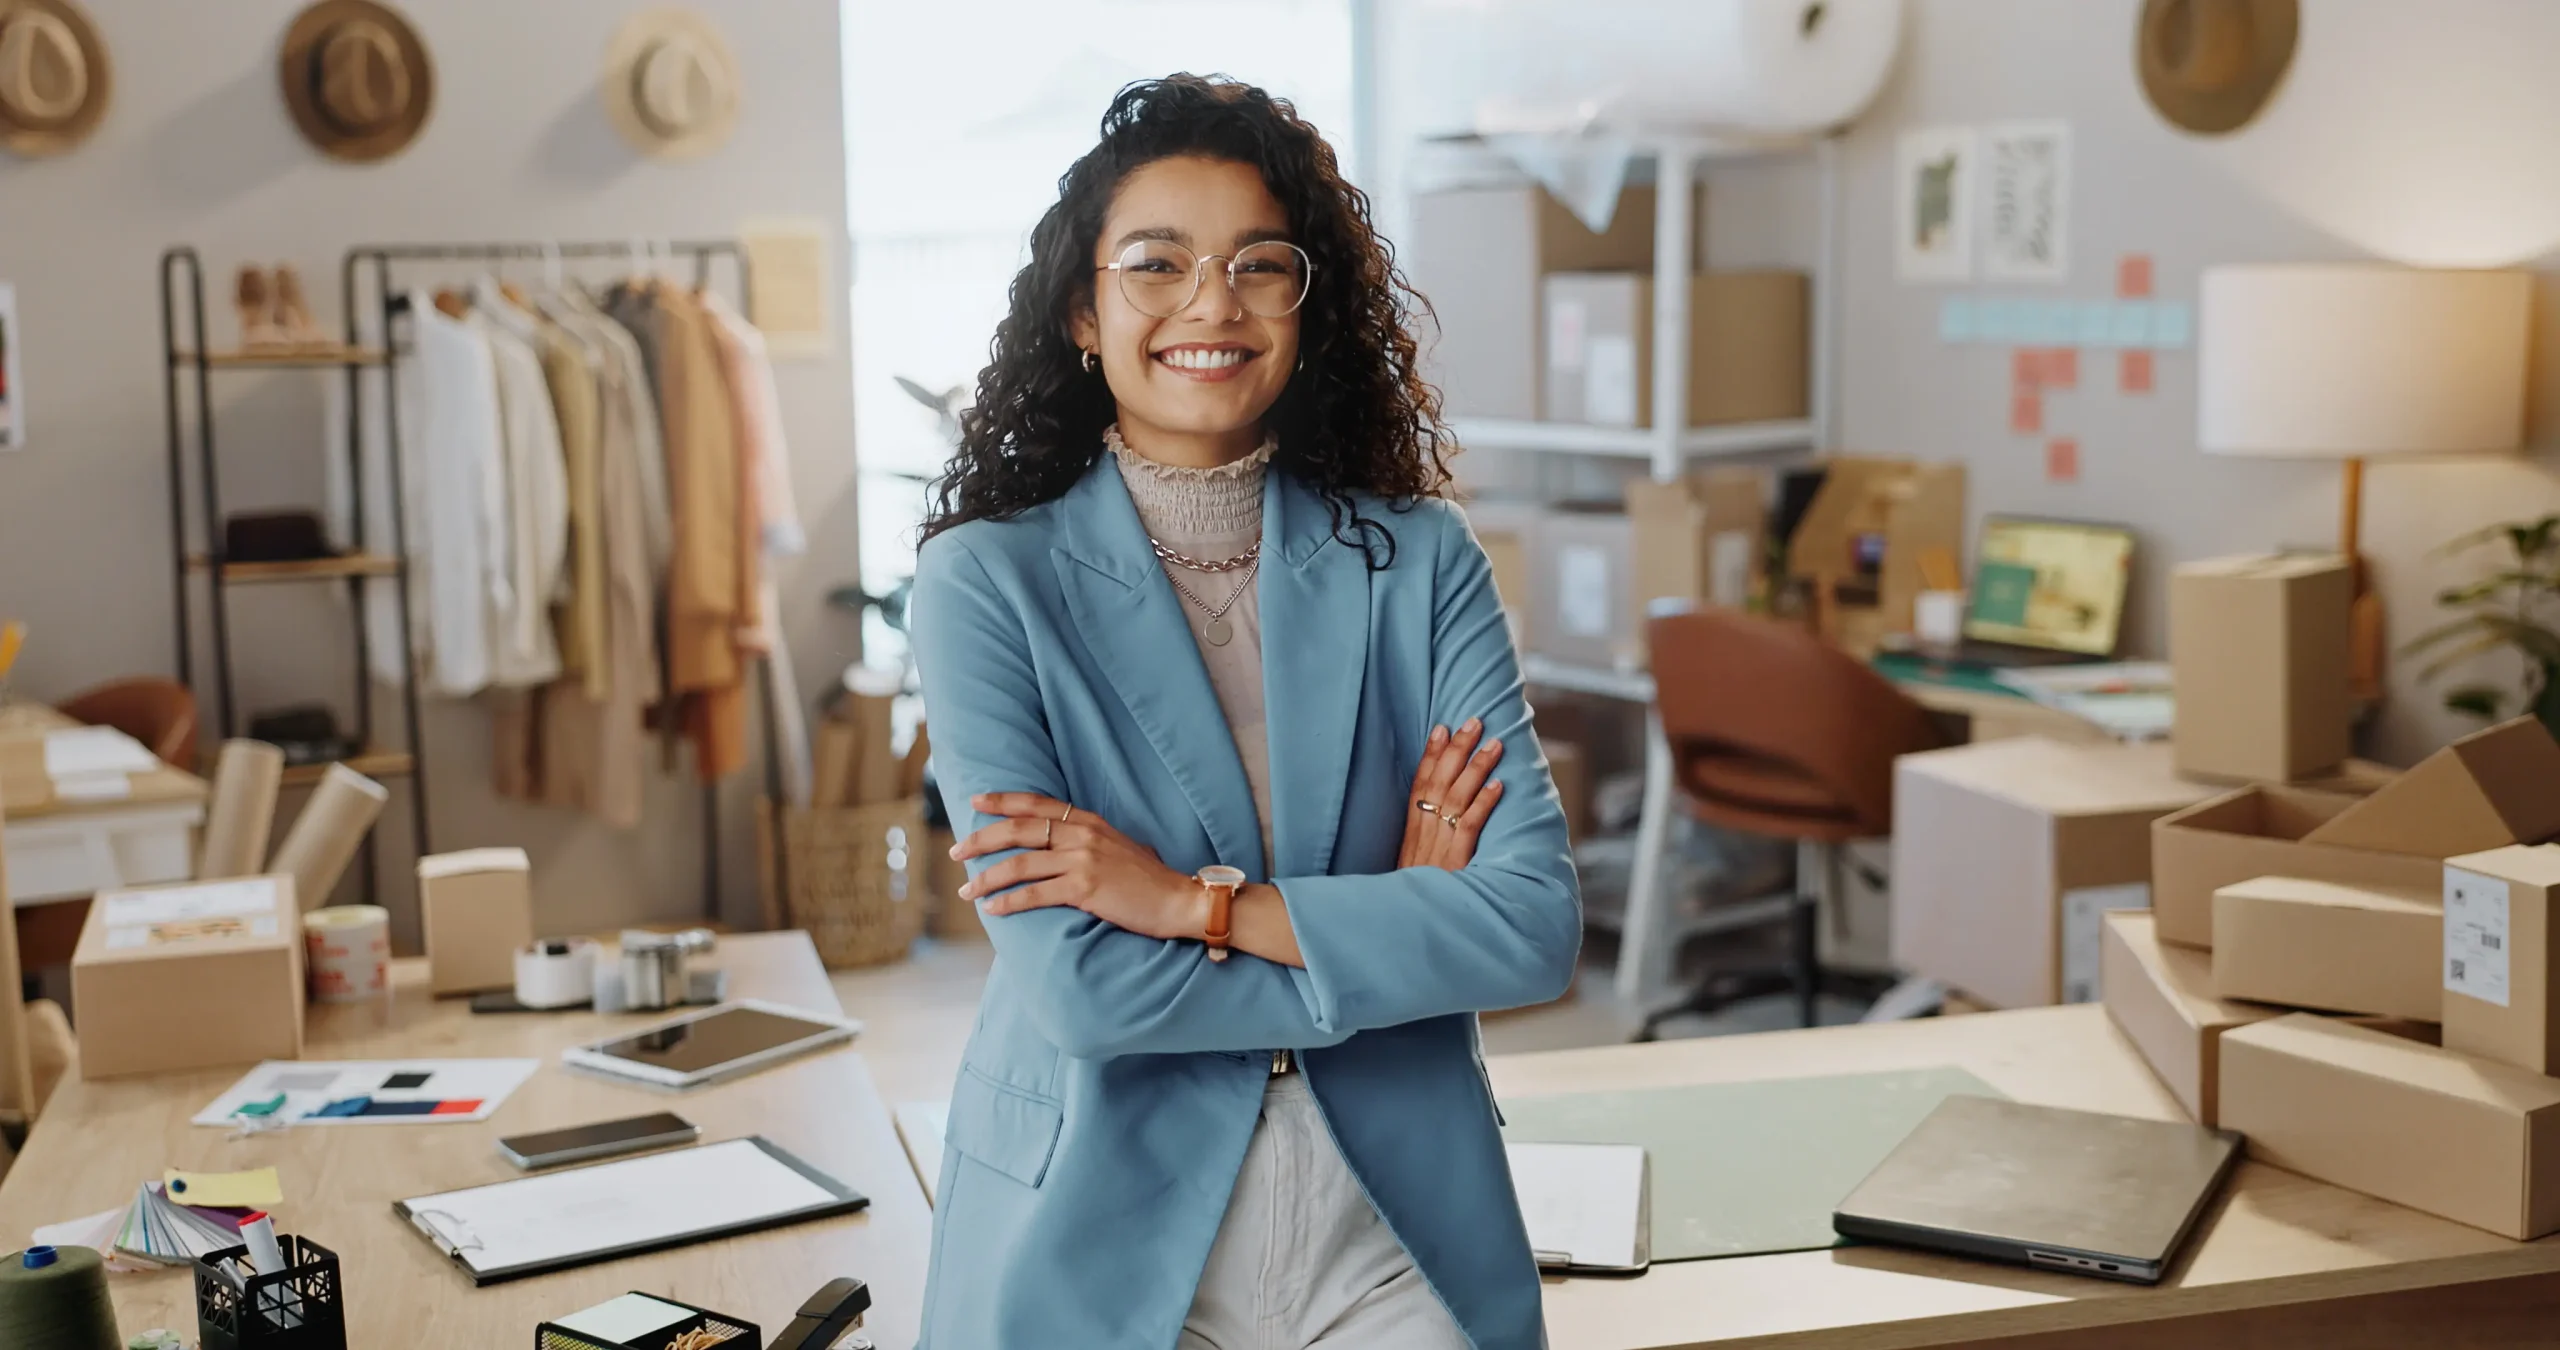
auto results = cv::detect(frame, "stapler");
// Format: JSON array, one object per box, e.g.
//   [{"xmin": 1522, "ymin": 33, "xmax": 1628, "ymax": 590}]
[{"xmin": 768, "ymin": 1278, "xmax": 871, "ymax": 1350}]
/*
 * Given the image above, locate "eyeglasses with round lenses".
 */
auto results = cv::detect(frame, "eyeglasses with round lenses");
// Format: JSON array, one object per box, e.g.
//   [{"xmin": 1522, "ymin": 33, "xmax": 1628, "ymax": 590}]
[{"xmin": 1102, "ymin": 239, "xmax": 1313, "ymax": 319}]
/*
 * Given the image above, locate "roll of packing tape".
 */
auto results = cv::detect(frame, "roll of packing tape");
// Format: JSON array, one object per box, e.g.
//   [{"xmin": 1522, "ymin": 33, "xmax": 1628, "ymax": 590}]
[
  {"xmin": 303, "ymin": 905, "xmax": 390, "ymax": 1004},
  {"xmin": 515, "ymin": 938, "xmax": 597, "ymax": 1010}
]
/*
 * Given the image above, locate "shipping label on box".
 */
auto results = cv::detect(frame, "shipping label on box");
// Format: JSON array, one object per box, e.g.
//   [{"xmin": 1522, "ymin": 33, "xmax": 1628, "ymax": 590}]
[
  {"xmin": 2445, "ymin": 868, "xmax": 2512, "ymax": 1008},
  {"xmin": 2061, "ymin": 882, "xmax": 2149, "ymax": 1003},
  {"xmin": 98, "ymin": 877, "xmax": 283, "ymax": 950}
]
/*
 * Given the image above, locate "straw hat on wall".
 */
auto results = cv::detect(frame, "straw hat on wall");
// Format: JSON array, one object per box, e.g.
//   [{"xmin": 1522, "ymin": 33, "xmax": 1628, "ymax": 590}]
[
  {"xmin": 279, "ymin": 0, "xmax": 434, "ymax": 162},
  {"xmin": 0, "ymin": 0, "xmax": 110, "ymax": 157},
  {"xmin": 603, "ymin": 9, "xmax": 739, "ymax": 161},
  {"xmin": 2136, "ymin": 0, "xmax": 2298, "ymax": 136}
]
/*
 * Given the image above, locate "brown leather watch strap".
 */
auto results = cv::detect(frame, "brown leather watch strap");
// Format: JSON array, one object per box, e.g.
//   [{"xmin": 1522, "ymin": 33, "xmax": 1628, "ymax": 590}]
[{"xmin": 1198, "ymin": 866, "xmax": 1243, "ymax": 963}]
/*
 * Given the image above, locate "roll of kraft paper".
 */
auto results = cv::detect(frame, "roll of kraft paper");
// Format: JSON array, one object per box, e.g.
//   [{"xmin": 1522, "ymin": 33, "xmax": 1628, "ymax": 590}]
[
  {"xmin": 0, "ymin": 1245, "xmax": 119, "ymax": 1350},
  {"xmin": 305, "ymin": 905, "xmax": 391, "ymax": 1004},
  {"xmin": 514, "ymin": 938, "xmax": 598, "ymax": 1010},
  {"xmin": 199, "ymin": 739, "xmax": 286, "ymax": 879},
  {"xmin": 269, "ymin": 764, "xmax": 389, "ymax": 910}
]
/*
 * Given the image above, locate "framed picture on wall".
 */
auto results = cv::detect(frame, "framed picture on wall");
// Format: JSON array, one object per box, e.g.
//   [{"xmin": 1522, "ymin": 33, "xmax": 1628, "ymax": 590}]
[
  {"xmin": 0, "ymin": 282, "xmax": 19, "ymax": 451},
  {"xmin": 1895, "ymin": 127, "xmax": 1977, "ymax": 283},
  {"xmin": 1982, "ymin": 122, "xmax": 2072, "ymax": 282}
]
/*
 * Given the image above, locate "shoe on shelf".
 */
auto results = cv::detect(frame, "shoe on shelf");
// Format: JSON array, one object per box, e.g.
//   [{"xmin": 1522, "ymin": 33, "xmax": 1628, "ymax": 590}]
[
  {"xmin": 270, "ymin": 263, "xmax": 335, "ymax": 351},
  {"xmin": 235, "ymin": 265, "xmax": 288, "ymax": 350}
]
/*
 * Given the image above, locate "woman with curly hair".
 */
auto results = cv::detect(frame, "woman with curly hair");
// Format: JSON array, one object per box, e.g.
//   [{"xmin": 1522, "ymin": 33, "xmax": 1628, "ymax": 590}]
[{"xmin": 909, "ymin": 73, "xmax": 1579, "ymax": 1350}]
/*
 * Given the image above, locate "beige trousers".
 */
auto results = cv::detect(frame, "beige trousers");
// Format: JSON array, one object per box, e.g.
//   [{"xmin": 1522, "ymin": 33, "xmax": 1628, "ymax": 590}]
[{"xmin": 1181, "ymin": 1073, "xmax": 1475, "ymax": 1350}]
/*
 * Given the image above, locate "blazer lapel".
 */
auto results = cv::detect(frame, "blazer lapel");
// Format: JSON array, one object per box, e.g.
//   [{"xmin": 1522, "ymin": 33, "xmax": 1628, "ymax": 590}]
[
  {"xmin": 1259, "ymin": 470, "xmax": 1371, "ymax": 880},
  {"xmin": 1053, "ymin": 460, "xmax": 1267, "ymax": 878}
]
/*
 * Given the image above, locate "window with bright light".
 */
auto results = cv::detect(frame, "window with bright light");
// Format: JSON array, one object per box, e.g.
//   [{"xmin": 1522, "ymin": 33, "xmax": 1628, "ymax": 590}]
[{"xmin": 842, "ymin": 0, "xmax": 1359, "ymax": 662}]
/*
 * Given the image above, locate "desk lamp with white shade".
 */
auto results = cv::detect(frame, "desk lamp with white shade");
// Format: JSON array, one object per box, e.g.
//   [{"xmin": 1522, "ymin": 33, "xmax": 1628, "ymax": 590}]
[{"xmin": 2197, "ymin": 263, "xmax": 2533, "ymax": 702}]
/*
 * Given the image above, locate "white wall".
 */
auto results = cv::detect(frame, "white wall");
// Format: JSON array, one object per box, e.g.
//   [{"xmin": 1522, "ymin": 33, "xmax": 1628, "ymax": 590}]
[
  {"xmin": 0, "ymin": 0, "xmax": 855, "ymax": 942},
  {"xmin": 1374, "ymin": 0, "xmax": 2560, "ymax": 765}
]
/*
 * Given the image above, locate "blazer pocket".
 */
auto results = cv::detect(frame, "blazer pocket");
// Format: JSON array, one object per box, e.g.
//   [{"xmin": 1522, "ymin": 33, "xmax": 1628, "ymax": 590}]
[{"xmin": 947, "ymin": 1064, "xmax": 1065, "ymax": 1189}]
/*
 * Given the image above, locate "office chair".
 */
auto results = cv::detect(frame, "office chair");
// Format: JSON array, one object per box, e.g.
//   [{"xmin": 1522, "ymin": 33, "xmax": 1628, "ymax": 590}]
[
  {"xmin": 1643, "ymin": 605, "xmax": 1947, "ymax": 1033},
  {"xmin": 57, "ymin": 676, "xmax": 198, "ymax": 769}
]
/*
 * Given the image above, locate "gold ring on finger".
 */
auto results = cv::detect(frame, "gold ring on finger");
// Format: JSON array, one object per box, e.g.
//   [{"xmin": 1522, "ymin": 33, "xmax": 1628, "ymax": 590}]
[
  {"xmin": 1060, "ymin": 805, "xmax": 1074, "ymax": 823},
  {"xmin": 1417, "ymin": 801, "xmax": 1439, "ymax": 815},
  {"xmin": 1442, "ymin": 813, "xmax": 1461, "ymax": 829},
  {"xmin": 1044, "ymin": 818, "xmax": 1056, "ymax": 848}
]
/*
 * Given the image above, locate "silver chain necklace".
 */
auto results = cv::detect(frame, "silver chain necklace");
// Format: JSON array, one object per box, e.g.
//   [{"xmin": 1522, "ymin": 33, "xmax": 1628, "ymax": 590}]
[
  {"xmin": 1149, "ymin": 537, "xmax": 1261, "ymax": 574},
  {"xmin": 1155, "ymin": 546, "xmax": 1260, "ymax": 647}
]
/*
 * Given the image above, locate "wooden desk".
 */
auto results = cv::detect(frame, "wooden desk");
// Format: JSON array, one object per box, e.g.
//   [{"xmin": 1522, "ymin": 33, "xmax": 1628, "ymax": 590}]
[
  {"xmin": 1494, "ymin": 1005, "xmax": 2560, "ymax": 1350},
  {"xmin": 0, "ymin": 932, "xmax": 932, "ymax": 1347}
]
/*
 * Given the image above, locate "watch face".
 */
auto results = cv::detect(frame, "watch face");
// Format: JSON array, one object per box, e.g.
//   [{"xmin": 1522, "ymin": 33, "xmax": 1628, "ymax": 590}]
[{"xmin": 1198, "ymin": 866, "xmax": 1246, "ymax": 887}]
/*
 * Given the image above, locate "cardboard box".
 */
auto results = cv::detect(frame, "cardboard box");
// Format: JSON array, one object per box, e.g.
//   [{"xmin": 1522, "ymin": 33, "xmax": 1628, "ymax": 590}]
[
  {"xmin": 2210, "ymin": 875, "xmax": 2442, "ymax": 1021},
  {"xmin": 2220, "ymin": 1014, "xmax": 2560, "ymax": 1240},
  {"xmin": 1409, "ymin": 183, "xmax": 1670, "ymax": 419},
  {"xmin": 1625, "ymin": 468, "xmax": 1768, "ymax": 614},
  {"xmin": 2171, "ymin": 554, "xmax": 2353, "ymax": 785},
  {"xmin": 1529, "ymin": 506, "xmax": 1637, "ymax": 667},
  {"xmin": 1891, "ymin": 738, "xmax": 2217, "ymax": 1009},
  {"xmin": 2100, "ymin": 910, "xmax": 2279, "ymax": 1126},
  {"xmin": 1541, "ymin": 271, "xmax": 1810, "ymax": 428},
  {"xmin": 2443, "ymin": 843, "xmax": 2560, "ymax": 1074},
  {"xmin": 71, "ymin": 875, "xmax": 304, "ymax": 1079},
  {"xmin": 1462, "ymin": 499, "xmax": 1542, "ymax": 646},
  {"xmin": 1544, "ymin": 740, "xmax": 1590, "ymax": 844},
  {"xmin": 1782, "ymin": 457, "xmax": 1967, "ymax": 654},
  {"xmin": 418, "ymin": 848, "xmax": 534, "ymax": 996},
  {"xmin": 2303, "ymin": 716, "xmax": 2560, "ymax": 858},
  {"xmin": 2150, "ymin": 785, "xmax": 2445, "ymax": 948}
]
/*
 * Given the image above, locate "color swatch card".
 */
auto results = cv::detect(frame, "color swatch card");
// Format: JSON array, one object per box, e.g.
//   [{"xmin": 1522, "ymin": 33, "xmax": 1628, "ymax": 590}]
[{"xmin": 193, "ymin": 1058, "xmax": 538, "ymax": 1128}]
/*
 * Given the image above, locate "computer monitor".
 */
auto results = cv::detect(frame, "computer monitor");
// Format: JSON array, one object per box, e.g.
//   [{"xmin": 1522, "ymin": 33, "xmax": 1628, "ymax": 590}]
[{"xmin": 1962, "ymin": 517, "xmax": 2135, "ymax": 657}]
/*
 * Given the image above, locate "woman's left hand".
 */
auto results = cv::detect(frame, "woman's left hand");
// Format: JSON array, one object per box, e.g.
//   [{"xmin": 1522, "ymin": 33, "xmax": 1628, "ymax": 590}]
[{"xmin": 951, "ymin": 793, "xmax": 1204, "ymax": 940}]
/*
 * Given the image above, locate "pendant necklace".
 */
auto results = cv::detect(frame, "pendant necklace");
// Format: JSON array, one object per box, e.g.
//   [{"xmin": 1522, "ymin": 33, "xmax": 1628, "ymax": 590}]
[{"xmin": 1151, "ymin": 537, "xmax": 1260, "ymax": 647}]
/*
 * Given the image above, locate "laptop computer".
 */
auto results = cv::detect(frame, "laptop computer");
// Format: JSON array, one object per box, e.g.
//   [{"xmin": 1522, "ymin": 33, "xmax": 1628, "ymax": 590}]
[
  {"xmin": 1949, "ymin": 517, "xmax": 2136, "ymax": 669},
  {"xmin": 1833, "ymin": 1095, "xmax": 2240, "ymax": 1285}
]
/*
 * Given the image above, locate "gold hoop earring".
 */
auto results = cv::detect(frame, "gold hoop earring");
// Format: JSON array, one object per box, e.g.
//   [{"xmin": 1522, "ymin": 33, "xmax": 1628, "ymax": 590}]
[{"xmin": 1081, "ymin": 348, "xmax": 1097, "ymax": 374}]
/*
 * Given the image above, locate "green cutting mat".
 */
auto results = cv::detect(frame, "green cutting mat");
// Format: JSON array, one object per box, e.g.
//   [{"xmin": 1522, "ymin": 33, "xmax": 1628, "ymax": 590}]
[
  {"xmin": 1499, "ymin": 1067, "xmax": 2005, "ymax": 1262},
  {"xmin": 1870, "ymin": 651, "xmax": 2027, "ymax": 699}
]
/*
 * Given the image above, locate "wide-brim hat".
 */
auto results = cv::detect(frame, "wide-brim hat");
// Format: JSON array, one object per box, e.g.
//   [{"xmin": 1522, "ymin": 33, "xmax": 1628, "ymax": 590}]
[
  {"xmin": 2137, "ymin": 0, "xmax": 2298, "ymax": 136},
  {"xmin": 279, "ymin": 0, "xmax": 434, "ymax": 163},
  {"xmin": 0, "ymin": 0, "xmax": 110, "ymax": 157},
  {"xmin": 602, "ymin": 9, "xmax": 739, "ymax": 161}
]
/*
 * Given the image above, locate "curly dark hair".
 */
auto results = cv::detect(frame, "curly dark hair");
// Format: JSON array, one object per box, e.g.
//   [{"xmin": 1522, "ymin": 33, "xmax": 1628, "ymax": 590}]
[{"xmin": 919, "ymin": 73, "xmax": 1451, "ymax": 566}]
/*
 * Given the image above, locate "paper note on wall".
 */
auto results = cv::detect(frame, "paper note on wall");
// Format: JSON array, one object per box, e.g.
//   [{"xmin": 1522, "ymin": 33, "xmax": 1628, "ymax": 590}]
[
  {"xmin": 1584, "ymin": 336, "xmax": 1639, "ymax": 427},
  {"xmin": 2061, "ymin": 883, "xmax": 2150, "ymax": 1003},
  {"xmin": 1558, "ymin": 546, "xmax": 1612, "ymax": 638},
  {"xmin": 741, "ymin": 217, "xmax": 833, "ymax": 358}
]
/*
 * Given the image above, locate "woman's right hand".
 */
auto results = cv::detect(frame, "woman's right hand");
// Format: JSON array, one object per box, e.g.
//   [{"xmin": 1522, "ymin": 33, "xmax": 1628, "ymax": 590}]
[{"xmin": 1400, "ymin": 718, "xmax": 1506, "ymax": 871}]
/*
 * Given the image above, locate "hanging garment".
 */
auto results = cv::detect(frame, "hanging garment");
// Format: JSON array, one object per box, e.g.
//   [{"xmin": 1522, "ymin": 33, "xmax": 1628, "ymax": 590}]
[
  {"xmin": 559, "ymin": 284, "xmax": 673, "ymax": 585},
  {"xmin": 701, "ymin": 290, "xmax": 813, "ymax": 806},
  {"xmin": 345, "ymin": 296, "xmax": 504, "ymax": 697},
  {"xmin": 533, "ymin": 313, "xmax": 607, "ymax": 693},
  {"xmin": 469, "ymin": 296, "xmax": 569, "ymax": 688},
  {"xmin": 632, "ymin": 281, "xmax": 751, "ymax": 782}
]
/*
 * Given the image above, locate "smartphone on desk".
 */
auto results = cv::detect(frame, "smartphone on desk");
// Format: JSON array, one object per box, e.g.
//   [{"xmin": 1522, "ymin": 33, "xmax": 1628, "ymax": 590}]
[{"xmin": 498, "ymin": 1112, "xmax": 700, "ymax": 1170}]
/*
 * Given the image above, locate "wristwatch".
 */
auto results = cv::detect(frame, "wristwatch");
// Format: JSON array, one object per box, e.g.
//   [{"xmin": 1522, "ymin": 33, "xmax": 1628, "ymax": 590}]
[{"xmin": 1197, "ymin": 866, "xmax": 1245, "ymax": 962}]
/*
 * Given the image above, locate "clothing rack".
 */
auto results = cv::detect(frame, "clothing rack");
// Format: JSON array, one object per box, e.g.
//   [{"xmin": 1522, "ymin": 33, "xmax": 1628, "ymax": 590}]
[{"xmin": 341, "ymin": 238, "xmax": 787, "ymax": 923}]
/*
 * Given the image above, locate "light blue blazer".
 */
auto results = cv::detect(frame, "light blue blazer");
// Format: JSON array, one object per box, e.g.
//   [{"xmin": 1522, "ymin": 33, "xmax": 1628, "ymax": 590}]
[{"xmin": 907, "ymin": 455, "xmax": 1581, "ymax": 1350}]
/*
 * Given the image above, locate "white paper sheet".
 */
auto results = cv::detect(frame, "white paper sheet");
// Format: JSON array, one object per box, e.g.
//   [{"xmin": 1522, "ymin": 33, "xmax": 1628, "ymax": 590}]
[
  {"xmin": 44, "ymin": 725, "xmax": 160, "ymax": 778},
  {"xmin": 402, "ymin": 1139, "xmax": 842, "ymax": 1278},
  {"xmin": 1506, "ymin": 1141, "xmax": 1646, "ymax": 1271},
  {"xmin": 193, "ymin": 1058, "xmax": 538, "ymax": 1127}
]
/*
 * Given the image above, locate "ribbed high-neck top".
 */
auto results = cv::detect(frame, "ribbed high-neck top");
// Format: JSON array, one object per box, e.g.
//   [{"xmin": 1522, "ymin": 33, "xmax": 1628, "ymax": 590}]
[{"xmin": 1107, "ymin": 424, "xmax": 1276, "ymax": 866}]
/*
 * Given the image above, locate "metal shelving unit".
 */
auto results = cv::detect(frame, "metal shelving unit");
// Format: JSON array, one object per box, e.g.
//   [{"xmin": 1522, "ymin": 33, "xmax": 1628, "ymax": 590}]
[
  {"xmin": 1445, "ymin": 131, "xmax": 1842, "ymax": 481},
  {"xmin": 160, "ymin": 246, "xmax": 428, "ymax": 907}
]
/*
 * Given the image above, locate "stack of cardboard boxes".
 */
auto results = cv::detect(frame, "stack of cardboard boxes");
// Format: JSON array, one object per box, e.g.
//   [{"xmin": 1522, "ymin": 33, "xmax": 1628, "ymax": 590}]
[{"xmin": 2105, "ymin": 716, "xmax": 2560, "ymax": 1240}]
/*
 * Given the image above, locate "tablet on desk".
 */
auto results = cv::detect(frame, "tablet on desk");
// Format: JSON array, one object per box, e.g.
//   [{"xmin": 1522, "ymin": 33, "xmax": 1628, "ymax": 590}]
[{"xmin": 561, "ymin": 1000, "xmax": 863, "ymax": 1090}]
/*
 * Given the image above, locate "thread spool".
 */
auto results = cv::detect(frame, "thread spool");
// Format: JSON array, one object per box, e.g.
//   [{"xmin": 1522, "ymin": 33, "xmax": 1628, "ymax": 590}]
[
  {"xmin": 199, "ymin": 739, "xmax": 286, "ymax": 879},
  {"xmin": 0, "ymin": 1245, "xmax": 119, "ymax": 1350},
  {"xmin": 269, "ymin": 764, "xmax": 389, "ymax": 910}
]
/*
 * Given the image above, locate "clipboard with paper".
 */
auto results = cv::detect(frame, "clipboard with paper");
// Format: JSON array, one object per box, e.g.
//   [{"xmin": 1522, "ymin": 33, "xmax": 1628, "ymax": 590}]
[{"xmin": 1505, "ymin": 1141, "xmax": 1651, "ymax": 1275}]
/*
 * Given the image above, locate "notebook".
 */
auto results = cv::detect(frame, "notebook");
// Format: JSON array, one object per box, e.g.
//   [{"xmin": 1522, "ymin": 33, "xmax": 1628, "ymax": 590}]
[{"xmin": 395, "ymin": 1136, "xmax": 867, "ymax": 1285}]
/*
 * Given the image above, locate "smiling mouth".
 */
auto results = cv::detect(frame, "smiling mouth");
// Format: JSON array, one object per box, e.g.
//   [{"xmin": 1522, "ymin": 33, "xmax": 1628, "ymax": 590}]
[{"xmin": 1154, "ymin": 347, "xmax": 1259, "ymax": 372}]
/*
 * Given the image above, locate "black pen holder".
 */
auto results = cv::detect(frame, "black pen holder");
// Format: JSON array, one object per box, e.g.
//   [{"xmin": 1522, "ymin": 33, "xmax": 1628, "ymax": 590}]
[
  {"xmin": 193, "ymin": 1235, "xmax": 347, "ymax": 1350},
  {"xmin": 535, "ymin": 1293, "xmax": 760, "ymax": 1350}
]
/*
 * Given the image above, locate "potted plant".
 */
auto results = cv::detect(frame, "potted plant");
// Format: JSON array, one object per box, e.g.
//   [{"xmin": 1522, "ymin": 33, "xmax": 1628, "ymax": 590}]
[{"xmin": 2404, "ymin": 515, "xmax": 2560, "ymax": 739}]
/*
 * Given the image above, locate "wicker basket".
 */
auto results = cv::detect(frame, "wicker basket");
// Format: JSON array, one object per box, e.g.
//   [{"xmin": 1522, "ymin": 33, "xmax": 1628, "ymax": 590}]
[
  {"xmin": 757, "ymin": 798, "xmax": 928, "ymax": 968},
  {"xmin": 923, "ymin": 826, "xmax": 985, "ymax": 941}
]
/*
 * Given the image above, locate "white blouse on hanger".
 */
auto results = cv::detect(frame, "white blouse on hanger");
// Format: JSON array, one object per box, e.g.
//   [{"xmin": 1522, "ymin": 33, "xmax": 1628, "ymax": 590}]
[{"xmin": 469, "ymin": 284, "xmax": 569, "ymax": 689}]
